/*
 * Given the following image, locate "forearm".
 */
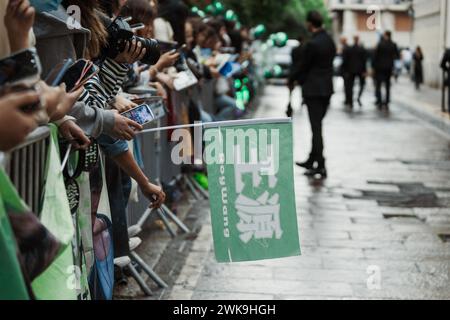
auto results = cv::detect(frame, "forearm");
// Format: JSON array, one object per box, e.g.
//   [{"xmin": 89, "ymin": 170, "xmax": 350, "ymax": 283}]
[
  {"xmin": 112, "ymin": 149, "xmax": 149, "ymax": 187},
  {"xmin": 68, "ymin": 101, "xmax": 115, "ymax": 138},
  {"xmin": 83, "ymin": 59, "xmax": 129, "ymax": 108},
  {"xmin": 9, "ymin": 36, "xmax": 29, "ymax": 54},
  {"xmin": 98, "ymin": 58, "xmax": 129, "ymax": 100}
]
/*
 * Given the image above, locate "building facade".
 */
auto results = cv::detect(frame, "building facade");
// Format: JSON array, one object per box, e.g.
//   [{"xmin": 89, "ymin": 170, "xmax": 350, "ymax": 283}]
[
  {"xmin": 411, "ymin": 0, "xmax": 449, "ymax": 87},
  {"xmin": 326, "ymin": 0, "xmax": 414, "ymax": 48}
]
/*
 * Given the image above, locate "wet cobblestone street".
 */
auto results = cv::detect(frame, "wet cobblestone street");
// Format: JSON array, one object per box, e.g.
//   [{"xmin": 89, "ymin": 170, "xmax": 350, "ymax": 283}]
[{"xmin": 166, "ymin": 81, "xmax": 450, "ymax": 300}]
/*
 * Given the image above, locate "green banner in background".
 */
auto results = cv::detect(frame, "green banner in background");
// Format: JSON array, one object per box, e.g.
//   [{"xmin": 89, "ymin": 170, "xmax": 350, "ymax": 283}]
[{"xmin": 205, "ymin": 119, "xmax": 301, "ymax": 263}]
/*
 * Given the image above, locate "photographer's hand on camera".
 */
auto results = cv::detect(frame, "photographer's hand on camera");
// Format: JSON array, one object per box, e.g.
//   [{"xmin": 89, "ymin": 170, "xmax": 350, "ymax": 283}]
[
  {"xmin": 58, "ymin": 120, "xmax": 91, "ymax": 150},
  {"xmin": 114, "ymin": 39, "xmax": 147, "ymax": 64},
  {"xmin": 0, "ymin": 91, "xmax": 39, "ymax": 151},
  {"xmin": 5, "ymin": 0, "xmax": 35, "ymax": 53},
  {"xmin": 112, "ymin": 111, "xmax": 143, "ymax": 141},
  {"xmin": 140, "ymin": 182, "xmax": 166, "ymax": 209}
]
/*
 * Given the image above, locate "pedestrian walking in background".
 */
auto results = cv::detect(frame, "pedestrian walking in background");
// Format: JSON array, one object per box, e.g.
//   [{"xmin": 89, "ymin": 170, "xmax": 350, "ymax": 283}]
[
  {"xmin": 344, "ymin": 35, "xmax": 367, "ymax": 108},
  {"xmin": 401, "ymin": 47, "xmax": 412, "ymax": 74},
  {"xmin": 339, "ymin": 36, "xmax": 351, "ymax": 106},
  {"xmin": 441, "ymin": 48, "xmax": 450, "ymax": 112},
  {"xmin": 413, "ymin": 46, "xmax": 424, "ymax": 90},
  {"xmin": 291, "ymin": 10, "xmax": 336, "ymax": 178},
  {"xmin": 373, "ymin": 31, "xmax": 400, "ymax": 111}
]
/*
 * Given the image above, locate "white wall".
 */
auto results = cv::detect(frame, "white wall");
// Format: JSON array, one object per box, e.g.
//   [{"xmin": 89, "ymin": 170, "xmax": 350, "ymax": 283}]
[
  {"xmin": 446, "ymin": 0, "xmax": 450, "ymax": 47},
  {"xmin": 412, "ymin": 0, "xmax": 445, "ymax": 87}
]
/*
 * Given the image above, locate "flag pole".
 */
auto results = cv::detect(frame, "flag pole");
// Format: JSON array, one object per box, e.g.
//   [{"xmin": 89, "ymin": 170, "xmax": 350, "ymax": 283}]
[{"xmin": 137, "ymin": 117, "xmax": 291, "ymax": 135}]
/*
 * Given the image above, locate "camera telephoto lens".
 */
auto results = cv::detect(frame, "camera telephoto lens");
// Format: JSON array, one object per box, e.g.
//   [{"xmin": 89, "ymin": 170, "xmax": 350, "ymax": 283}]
[
  {"xmin": 134, "ymin": 37, "xmax": 161, "ymax": 66},
  {"xmin": 105, "ymin": 17, "xmax": 161, "ymax": 66}
]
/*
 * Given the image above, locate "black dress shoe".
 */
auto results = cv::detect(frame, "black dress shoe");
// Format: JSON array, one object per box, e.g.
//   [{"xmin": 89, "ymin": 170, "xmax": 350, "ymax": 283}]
[
  {"xmin": 296, "ymin": 160, "xmax": 315, "ymax": 170},
  {"xmin": 305, "ymin": 167, "xmax": 327, "ymax": 179}
]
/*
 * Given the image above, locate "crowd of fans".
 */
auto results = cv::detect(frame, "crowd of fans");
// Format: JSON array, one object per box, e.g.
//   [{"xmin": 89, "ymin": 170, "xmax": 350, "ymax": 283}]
[{"xmin": 0, "ymin": 0, "xmax": 256, "ymax": 299}]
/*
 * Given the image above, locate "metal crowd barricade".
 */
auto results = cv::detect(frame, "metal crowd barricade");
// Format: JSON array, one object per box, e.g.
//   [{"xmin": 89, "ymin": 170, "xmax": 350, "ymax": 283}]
[
  {"xmin": 126, "ymin": 82, "xmax": 215, "ymax": 225},
  {"xmin": 4, "ymin": 126, "xmax": 50, "ymax": 214},
  {"xmin": 126, "ymin": 96, "xmax": 166, "ymax": 225}
]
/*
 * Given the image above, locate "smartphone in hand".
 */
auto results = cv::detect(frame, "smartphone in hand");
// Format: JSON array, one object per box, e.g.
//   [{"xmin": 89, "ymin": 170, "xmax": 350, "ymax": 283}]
[
  {"xmin": 0, "ymin": 48, "xmax": 41, "ymax": 87},
  {"xmin": 60, "ymin": 60, "xmax": 99, "ymax": 92},
  {"xmin": 120, "ymin": 103, "xmax": 156, "ymax": 126},
  {"xmin": 45, "ymin": 59, "xmax": 99, "ymax": 92}
]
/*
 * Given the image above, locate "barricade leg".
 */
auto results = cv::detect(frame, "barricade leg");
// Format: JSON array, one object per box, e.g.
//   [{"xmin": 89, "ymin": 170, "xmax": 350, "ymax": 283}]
[
  {"xmin": 130, "ymin": 251, "xmax": 168, "ymax": 288},
  {"xmin": 137, "ymin": 208, "xmax": 152, "ymax": 229},
  {"xmin": 127, "ymin": 263, "xmax": 153, "ymax": 296},
  {"xmin": 188, "ymin": 175, "xmax": 209, "ymax": 199},
  {"xmin": 161, "ymin": 205, "xmax": 190, "ymax": 234},
  {"xmin": 156, "ymin": 208, "xmax": 178, "ymax": 238},
  {"xmin": 184, "ymin": 174, "xmax": 202, "ymax": 200}
]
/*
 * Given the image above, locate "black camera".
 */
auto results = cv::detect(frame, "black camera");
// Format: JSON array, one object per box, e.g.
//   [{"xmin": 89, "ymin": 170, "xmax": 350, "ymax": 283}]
[{"xmin": 104, "ymin": 17, "xmax": 161, "ymax": 65}]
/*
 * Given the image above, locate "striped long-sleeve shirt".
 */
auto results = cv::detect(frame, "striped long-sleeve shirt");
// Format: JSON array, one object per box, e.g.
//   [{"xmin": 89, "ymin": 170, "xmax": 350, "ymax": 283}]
[{"xmin": 79, "ymin": 58, "xmax": 129, "ymax": 110}]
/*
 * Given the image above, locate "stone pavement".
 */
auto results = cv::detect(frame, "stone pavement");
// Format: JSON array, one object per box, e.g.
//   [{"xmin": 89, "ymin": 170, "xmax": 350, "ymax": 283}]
[
  {"xmin": 166, "ymin": 80, "xmax": 450, "ymax": 300},
  {"xmin": 393, "ymin": 76, "xmax": 450, "ymax": 136}
]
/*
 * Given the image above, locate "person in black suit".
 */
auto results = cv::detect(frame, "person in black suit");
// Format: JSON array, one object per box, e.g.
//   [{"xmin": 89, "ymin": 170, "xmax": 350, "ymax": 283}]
[
  {"xmin": 373, "ymin": 31, "xmax": 399, "ymax": 110},
  {"xmin": 344, "ymin": 35, "xmax": 368, "ymax": 108},
  {"xmin": 441, "ymin": 49, "xmax": 450, "ymax": 112},
  {"xmin": 291, "ymin": 11, "xmax": 336, "ymax": 178},
  {"xmin": 340, "ymin": 37, "xmax": 351, "ymax": 106}
]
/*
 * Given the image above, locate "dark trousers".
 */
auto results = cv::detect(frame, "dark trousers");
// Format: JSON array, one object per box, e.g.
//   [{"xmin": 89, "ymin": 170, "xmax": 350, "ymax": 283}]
[
  {"xmin": 375, "ymin": 71, "xmax": 392, "ymax": 105},
  {"xmin": 305, "ymin": 96, "xmax": 331, "ymax": 163},
  {"xmin": 447, "ymin": 82, "xmax": 450, "ymax": 112},
  {"xmin": 343, "ymin": 73, "xmax": 351, "ymax": 104},
  {"xmin": 348, "ymin": 73, "xmax": 366, "ymax": 104},
  {"xmin": 105, "ymin": 158, "xmax": 131, "ymax": 258}
]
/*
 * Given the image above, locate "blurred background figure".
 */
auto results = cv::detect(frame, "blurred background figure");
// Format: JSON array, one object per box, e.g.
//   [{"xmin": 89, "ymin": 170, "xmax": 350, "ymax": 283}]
[
  {"xmin": 401, "ymin": 47, "xmax": 412, "ymax": 74},
  {"xmin": 98, "ymin": 0, "xmax": 127, "ymax": 18},
  {"xmin": 442, "ymin": 48, "xmax": 450, "ymax": 112},
  {"xmin": 413, "ymin": 46, "xmax": 424, "ymax": 91},
  {"xmin": 339, "ymin": 36, "xmax": 350, "ymax": 106},
  {"xmin": 373, "ymin": 30, "xmax": 399, "ymax": 111},
  {"xmin": 343, "ymin": 35, "xmax": 368, "ymax": 109},
  {"xmin": 154, "ymin": 0, "xmax": 189, "ymax": 44}
]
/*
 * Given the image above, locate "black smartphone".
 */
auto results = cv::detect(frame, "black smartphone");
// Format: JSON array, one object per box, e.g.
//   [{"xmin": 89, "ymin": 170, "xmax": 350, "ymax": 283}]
[
  {"xmin": 0, "ymin": 48, "xmax": 41, "ymax": 87},
  {"xmin": 45, "ymin": 59, "xmax": 74, "ymax": 86},
  {"xmin": 60, "ymin": 60, "xmax": 99, "ymax": 92}
]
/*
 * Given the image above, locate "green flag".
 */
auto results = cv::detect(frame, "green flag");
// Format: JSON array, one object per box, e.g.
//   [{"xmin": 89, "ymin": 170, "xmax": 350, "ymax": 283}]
[
  {"xmin": 204, "ymin": 119, "xmax": 301, "ymax": 262},
  {"xmin": 0, "ymin": 169, "xmax": 30, "ymax": 300},
  {"xmin": 31, "ymin": 125, "xmax": 78, "ymax": 300}
]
